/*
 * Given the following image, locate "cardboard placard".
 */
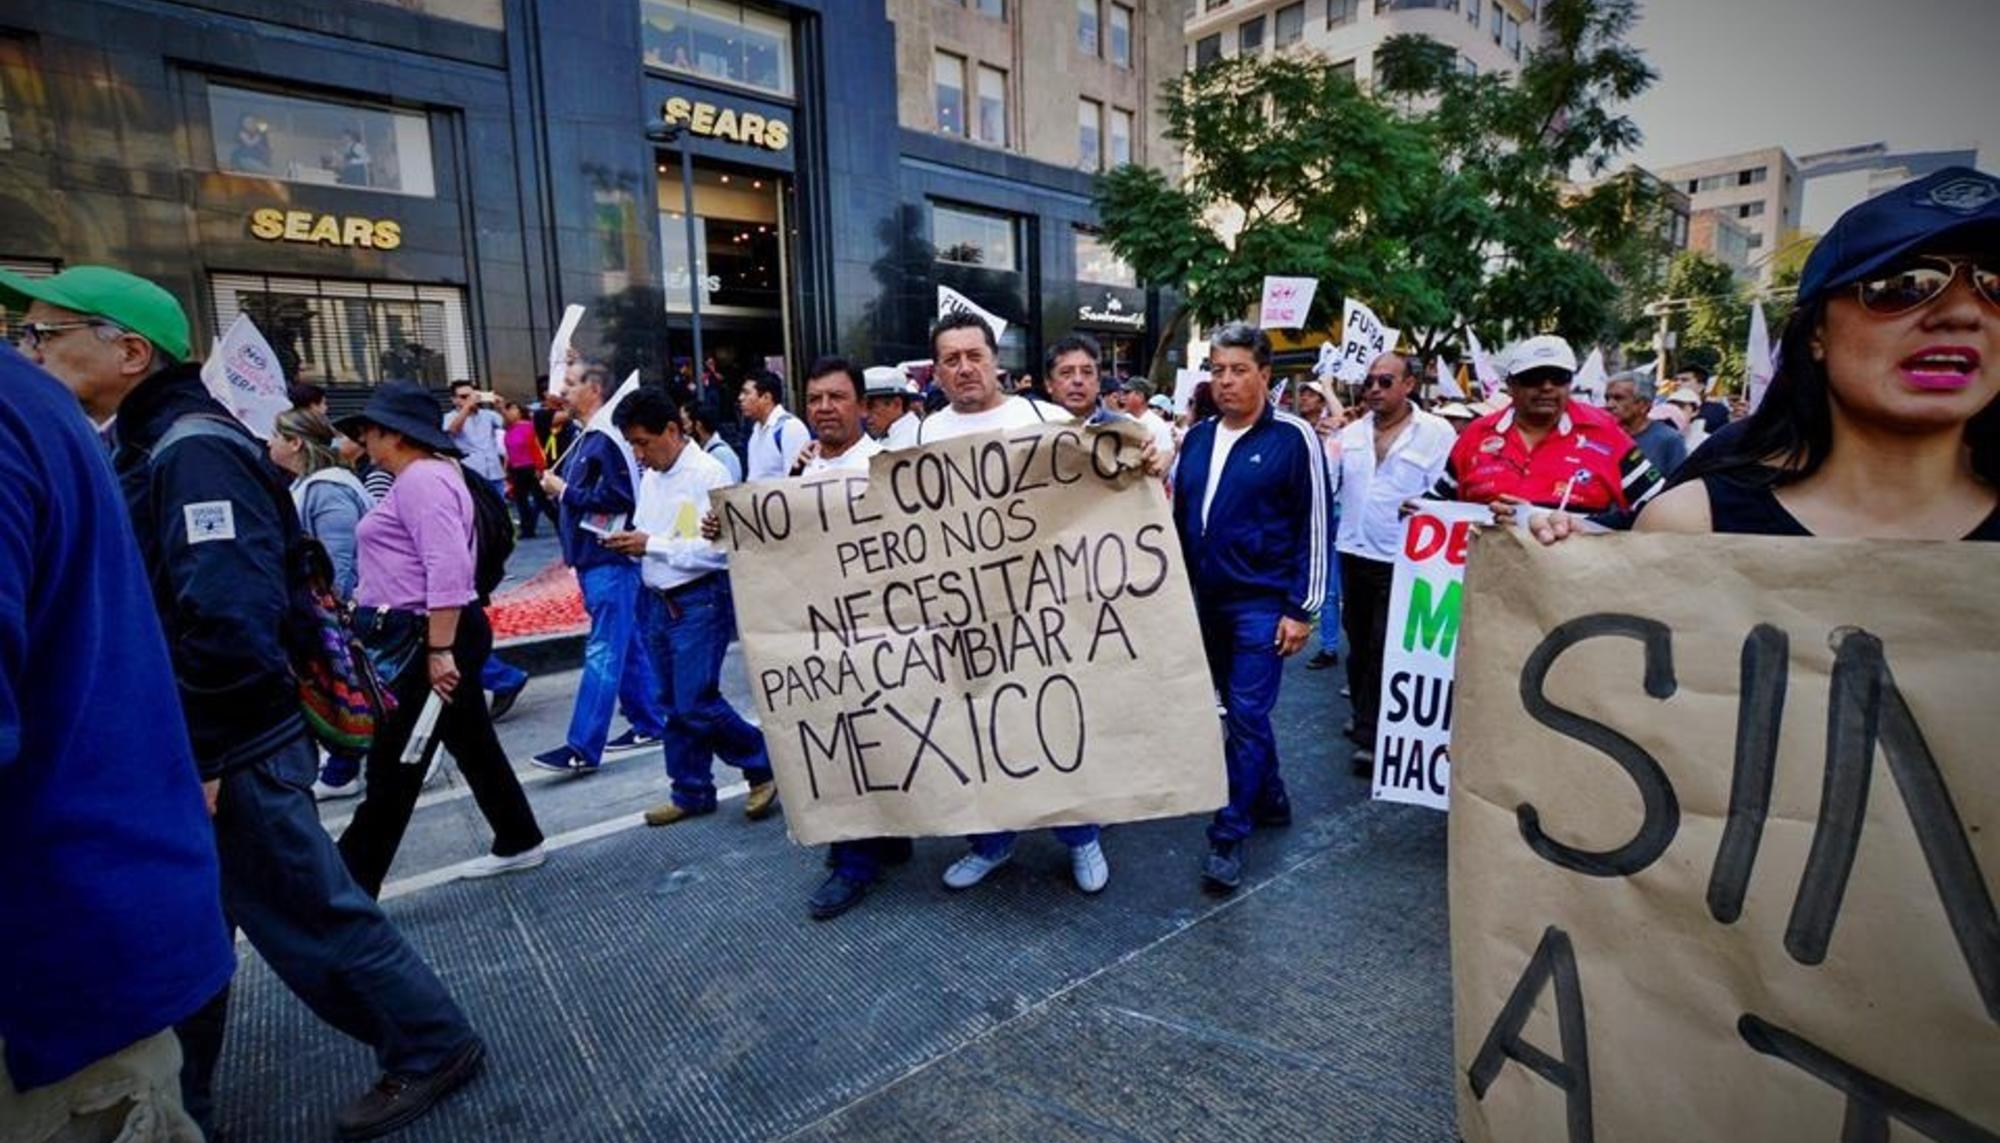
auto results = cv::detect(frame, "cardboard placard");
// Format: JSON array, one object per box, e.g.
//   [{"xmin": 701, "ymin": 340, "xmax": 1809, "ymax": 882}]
[
  {"xmin": 713, "ymin": 423, "xmax": 1228, "ymax": 845},
  {"xmin": 1450, "ymin": 528, "xmax": 2000, "ymax": 1143}
]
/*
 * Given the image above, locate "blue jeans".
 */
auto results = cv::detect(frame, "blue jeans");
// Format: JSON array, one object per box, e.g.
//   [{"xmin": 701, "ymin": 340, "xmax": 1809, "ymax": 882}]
[
  {"xmin": 641, "ymin": 575, "xmax": 772, "ymax": 810},
  {"xmin": 1199, "ymin": 599, "xmax": 1290, "ymax": 845},
  {"xmin": 482, "ymin": 653, "xmax": 528, "ymax": 693},
  {"xmin": 567, "ymin": 561, "xmax": 665, "ymax": 763},
  {"xmin": 1319, "ymin": 508, "xmax": 1344, "ymax": 653},
  {"xmin": 969, "ymin": 825, "xmax": 1101, "ymax": 858}
]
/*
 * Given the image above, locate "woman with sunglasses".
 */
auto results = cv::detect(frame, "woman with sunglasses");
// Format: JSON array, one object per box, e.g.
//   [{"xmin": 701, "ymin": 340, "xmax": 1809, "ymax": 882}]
[{"xmin": 1642, "ymin": 167, "xmax": 1999, "ymax": 540}]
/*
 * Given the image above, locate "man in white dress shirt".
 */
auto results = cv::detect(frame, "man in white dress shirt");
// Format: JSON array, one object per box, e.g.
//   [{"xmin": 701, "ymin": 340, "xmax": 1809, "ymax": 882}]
[
  {"xmin": 605, "ymin": 387, "xmax": 778, "ymax": 828},
  {"xmin": 1333, "ymin": 352, "xmax": 1456, "ymax": 777},
  {"xmin": 862, "ymin": 366, "xmax": 921, "ymax": 451},
  {"xmin": 739, "ymin": 369, "xmax": 809, "ymax": 480}
]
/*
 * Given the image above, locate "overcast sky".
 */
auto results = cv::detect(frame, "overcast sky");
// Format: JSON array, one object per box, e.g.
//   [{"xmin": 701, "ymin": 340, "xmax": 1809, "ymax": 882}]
[{"xmin": 1622, "ymin": 0, "xmax": 1996, "ymax": 173}]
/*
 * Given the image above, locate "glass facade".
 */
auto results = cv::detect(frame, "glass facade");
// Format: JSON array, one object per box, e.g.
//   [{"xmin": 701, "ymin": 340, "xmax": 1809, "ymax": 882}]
[
  {"xmin": 210, "ymin": 273, "xmax": 471, "ymax": 387},
  {"xmin": 208, "ymin": 83, "xmax": 435, "ymax": 196},
  {"xmin": 932, "ymin": 203, "xmax": 1017, "ymax": 271},
  {"xmin": 1075, "ymin": 231, "xmax": 1134, "ymax": 288},
  {"xmin": 658, "ymin": 166, "xmax": 785, "ymax": 315},
  {"xmin": 640, "ymin": 0, "xmax": 794, "ymax": 97}
]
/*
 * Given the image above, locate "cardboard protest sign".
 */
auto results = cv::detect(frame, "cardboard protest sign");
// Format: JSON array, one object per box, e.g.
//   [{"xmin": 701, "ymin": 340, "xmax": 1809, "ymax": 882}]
[
  {"xmin": 199, "ymin": 314, "xmax": 290, "ymax": 440},
  {"xmin": 713, "ymin": 423, "xmax": 1227, "ymax": 844},
  {"xmin": 1333, "ymin": 297, "xmax": 1400, "ymax": 383},
  {"xmin": 1372, "ymin": 502, "xmax": 1491, "ymax": 811},
  {"xmin": 1258, "ymin": 276, "xmax": 1319, "ymax": 329},
  {"xmin": 1450, "ymin": 528, "xmax": 2000, "ymax": 1143}
]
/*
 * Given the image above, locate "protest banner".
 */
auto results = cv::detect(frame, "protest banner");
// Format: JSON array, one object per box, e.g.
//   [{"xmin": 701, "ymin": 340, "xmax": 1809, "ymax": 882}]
[
  {"xmin": 1450, "ymin": 527, "xmax": 2000, "ymax": 1143},
  {"xmin": 1572, "ymin": 348, "xmax": 1607, "ymax": 406},
  {"xmin": 1333, "ymin": 297, "xmax": 1400, "ymax": 383},
  {"xmin": 1467, "ymin": 330, "xmax": 1501, "ymax": 395},
  {"xmin": 1434, "ymin": 357, "xmax": 1467, "ymax": 401},
  {"xmin": 1746, "ymin": 300, "xmax": 1775, "ymax": 412},
  {"xmin": 547, "ymin": 303, "xmax": 585, "ymax": 397},
  {"xmin": 1372, "ymin": 501, "xmax": 1491, "ymax": 811},
  {"xmin": 938, "ymin": 284, "xmax": 1008, "ymax": 342},
  {"xmin": 1314, "ymin": 341, "xmax": 1339, "ymax": 379},
  {"xmin": 1171, "ymin": 367, "xmax": 1205, "ymax": 415},
  {"xmin": 199, "ymin": 314, "xmax": 290, "ymax": 439},
  {"xmin": 713, "ymin": 423, "xmax": 1228, "ymax": 845},
  {"xmin": 1258, "ymin": 276, "xmax": 1319, "ymax": 329}
]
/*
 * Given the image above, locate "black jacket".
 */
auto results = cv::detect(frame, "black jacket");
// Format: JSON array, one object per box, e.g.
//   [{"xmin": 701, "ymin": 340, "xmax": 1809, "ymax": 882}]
[{"xmin": 112, "ymin": 364, "xmax": 304, "ymax": 777}]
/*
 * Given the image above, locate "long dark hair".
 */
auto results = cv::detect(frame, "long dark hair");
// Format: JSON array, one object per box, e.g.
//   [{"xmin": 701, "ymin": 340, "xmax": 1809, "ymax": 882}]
[{"xmin": 1675, "ymin": 299, "xmax": 2000, "ymax": 488}]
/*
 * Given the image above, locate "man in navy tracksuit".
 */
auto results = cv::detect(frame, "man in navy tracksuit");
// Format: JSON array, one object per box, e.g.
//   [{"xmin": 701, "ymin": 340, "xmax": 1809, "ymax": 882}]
[{"xmin": 1171, "ymin": 322, "xmax": 1328, "ymax": 892}]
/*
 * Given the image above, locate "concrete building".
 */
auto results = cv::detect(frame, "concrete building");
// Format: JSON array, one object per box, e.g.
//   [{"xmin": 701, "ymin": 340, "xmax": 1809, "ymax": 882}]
[
  {"xmin": 1654, "ymin": 146, "xmax": 1803, "ymax": 281},
  {"xmin": 1184, "ymin": 0, "xmax": 1544, "ymax": 86},
  {"xmin": 1797, "ymin": 142, "xmax": 1984, "ymax": 235},
  {"xmin": 1687, "ymin": 209, "xmax": 1755, "ymax": 279}
]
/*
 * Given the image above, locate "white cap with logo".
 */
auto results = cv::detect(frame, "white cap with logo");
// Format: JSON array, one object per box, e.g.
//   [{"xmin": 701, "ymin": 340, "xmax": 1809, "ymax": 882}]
[{"xmin": 1504, "ymin": 335, "xmax": 1578, "ymax": 378}]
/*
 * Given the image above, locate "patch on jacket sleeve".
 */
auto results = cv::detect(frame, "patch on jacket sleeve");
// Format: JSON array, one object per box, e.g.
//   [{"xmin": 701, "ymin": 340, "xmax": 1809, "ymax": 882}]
[{"xmin": 183, "ymin": 500, "xmax": 237, "ymax": 543}]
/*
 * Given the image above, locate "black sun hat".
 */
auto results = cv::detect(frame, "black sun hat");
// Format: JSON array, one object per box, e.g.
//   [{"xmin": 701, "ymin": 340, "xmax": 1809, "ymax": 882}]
[{"xmin": 334, "ymin": 380, "xmax": 462, "ymax": 456}]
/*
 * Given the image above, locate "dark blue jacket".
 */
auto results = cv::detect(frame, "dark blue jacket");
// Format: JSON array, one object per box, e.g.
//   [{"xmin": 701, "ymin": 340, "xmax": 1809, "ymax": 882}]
[
  {"xmin": 555, "ymin": 426, "xmax": 639, "ymax": 573},
  {"xmin": 112, "ymin": 364, "xmax": 305, "ymax": 777},
  {"xmin": 0, "ymin": 348, "xmax": 233, "ymax": 1087},
  {"xmin": 1171, "ymin": 402, "xmax": 1329, "ymax": 622}
]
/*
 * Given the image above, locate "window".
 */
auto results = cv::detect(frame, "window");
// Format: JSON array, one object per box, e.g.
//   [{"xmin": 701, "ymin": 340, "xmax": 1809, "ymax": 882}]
[
  {"xmin": 1075, "ymin": 230, "xmax": 1136, "ymax": 287},
  {"xmin": 208, "ymin": 83, "xmax": 435, "ymax": 197},
  {"xmin": 976, "ymin": 65, "xmax": 1008, "ymax": 146},
  {"xmin": 934, "ymin": 51, "xmax": 966, "ymax": 136},
  {"xmin": 659, "ymin": 167, "xmax": 783, "ymax": 315},
  {"xmin": 1078, "ymin": 98, "xmax": 1102, "ymax": 171},
  {"xmin": 1466, "ymin": 0, "xmax": 1480, "ymax": 26},
  {"xmin": 1109, "ymin": 4, "xmax": 1133, "ymax": 67},
  {"xmin": 210, "ymin": 273, "xmax": 472, "ymax": 387},
  {"xmin": 1331, "ymin": 58, "xmax": 1357, "ymax": 82},
  {"xmin": 1740, "ymin": 166, "xmax": 1768, "ymax": 186},
  {"xmin": 1457, "ymin": 53, "xmax": 1480, "ymax": 76},
  {"xmin": 1504, "ymin": 14, "xmax": 1520, "ymax": 58},
  {"xmin": 1195, "ymin": 33, "xmax": 1222, "ymax": 67},
  {"xmin": 1329, "ymin": 0, "xmax": 1357, "ymax": 25},
  {"xmin": 1078, "ymin": 0, "xmax": 1100, "ymax": 56},
  {"xmin": 1238, "ymin": 14, "xmax": 1264, "ymax": 54},
  {"xmin": 932, "ymin": 203, "xmax": 1018, "ymax": 271},
  {"xmin": 1205, "ymin": 0, "xmax": 1228, "ymax": 9},
  {"xmin": 1747, "ymin": 232, "xmax": 1765, "ymax": 249},
  {"xmin": 1491, "ymin": 3, "xmax": 1503, "ymax": 42},
  {"xmin": 640, "ymin": 1, "xmax": 793, "ymax": 96},
  {"xmin": 970, "ymin": 0, "xmax": 1005, "ymax": 15},
  {"xmin": 1108, "ymin": 107, "xmax": 1133, "ymax": 166},
  {"xmin": 1275, "ymin": 2, "xmax": 1305, "ymax": 46},
  {"xmin": 1739, "ymin": 201, "xmax": 1765, "ymax": 219}
]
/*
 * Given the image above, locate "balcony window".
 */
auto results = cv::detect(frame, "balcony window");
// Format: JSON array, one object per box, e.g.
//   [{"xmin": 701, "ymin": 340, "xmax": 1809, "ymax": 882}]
[
  {"xmin": 1238, "ymin": 14, "xmax": 1264, "ymax": 54},
  {"xmin": 1195, "ymin": 33, "xmax": 1222, "ymax": 67},
  {"xmin": 1078, "ymin": 0, "xmax": 1101, "ymax": 56},
  {"xmin": 209, "ymin": 83, "xmax": 435, "ymax": 197},
  {"xmin": 1466, "ymin": 0, "xmax": 1480, "ymax": 26},
  {"xmin": 1504, "ymin": 14, "xmax": 1520, "ymax": 58},
  {"xmin": 1275, "ymin": 2, "xmax": 1305, "ymax": 46},
  {"xmin": 1109, "ymin": 4, "xmax": 1133, "ymax": 67},
  {"xmin": 1490, "ymin": 3, "xmax": 1502, "ymax": 42},
  {"xmin": 1330, "ymin": 0, "xmax": 1358, "ymax": 25},
  {"xmin": 1741, "ymin": 166, "xmax": 1768, "ymax": 186},
  {"xmin": 970, "ymin": 0, "xmax": 1005, "ymax": 16},
  {"xmin": 933, "ymin": 203, "xmax": 1018, "ymax": 271},
  {"xmin": 1078, "ymin": 98, "xmax": 1102, "ymax": 171},
  {"xmin": 640, "ymin": 1, "xmax": 794, "ymax": 97},
  {"xmin": 1108, "ymin": 107, "xmax": 1133, "ymax": 166},
  {"xmin": 1076, "ymin": 230, "xmax": 1136, "ymax": 288},
  {"xmin": 976, "ymin": 65, "xmax": 1008, "ymax": 146},
  {"xmin": 934, "ymin": 51, "xmax": 966, "ymax": 136}
]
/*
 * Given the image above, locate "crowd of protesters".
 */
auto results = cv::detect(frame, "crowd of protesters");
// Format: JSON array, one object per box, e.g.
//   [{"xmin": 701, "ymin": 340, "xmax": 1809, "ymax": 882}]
[{"xmin": 1, "ymin": 165, "xmax": 1993, "ymax": 1142}]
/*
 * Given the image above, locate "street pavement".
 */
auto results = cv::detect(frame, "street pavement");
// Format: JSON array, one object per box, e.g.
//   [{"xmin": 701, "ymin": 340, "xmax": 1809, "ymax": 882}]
[{"xmin": 215, "ymin": 623, "xmax": 1457, "ymax": 1141}]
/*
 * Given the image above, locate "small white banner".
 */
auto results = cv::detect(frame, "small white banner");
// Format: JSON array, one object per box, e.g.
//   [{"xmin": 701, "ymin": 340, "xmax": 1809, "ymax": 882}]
[
  {"xmin": 547, "ymin": 303, "xmax": 585, "ymax": 398},
  {"xmin": 199, "ymin": 314, "xmax": 290, "ymax": 440},
  {"xmin": 1258, "ymin": 275, "xmax": 1319, "ymax": 329}
]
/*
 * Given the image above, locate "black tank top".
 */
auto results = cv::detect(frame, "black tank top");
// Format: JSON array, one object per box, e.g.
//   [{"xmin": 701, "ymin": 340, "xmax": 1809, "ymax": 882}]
[{"xmin": 1701, "ymin": 474, "xmax": 2000, "ymax": 540}]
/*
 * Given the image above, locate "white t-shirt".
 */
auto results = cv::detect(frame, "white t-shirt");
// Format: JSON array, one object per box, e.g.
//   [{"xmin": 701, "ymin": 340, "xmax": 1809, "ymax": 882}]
[
  {"xmin": 800, "ymin": 433, "xmax": 883, "ymax": 476},
  {"xmin": 915, "ymin": 395, "xmax": 1055, "ymax": 444},
  {"xmin": 882, "ymin": 410, "xmax": 922, "ymax": 451},
  {"xmin": 1201, "ymin": 422, "xmax": 1250, "ymax": 532}
]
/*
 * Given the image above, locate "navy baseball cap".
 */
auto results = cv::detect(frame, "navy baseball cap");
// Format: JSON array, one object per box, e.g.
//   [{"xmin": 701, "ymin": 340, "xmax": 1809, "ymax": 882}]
[{"xmin": 1797, "ymin": 166, "xmax": 2000, "ymax": 307}]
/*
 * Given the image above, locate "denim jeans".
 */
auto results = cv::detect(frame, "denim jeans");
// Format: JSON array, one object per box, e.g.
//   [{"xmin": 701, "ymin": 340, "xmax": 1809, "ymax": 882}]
[
  {"xmin": 1198, "ymin": 598, "xmax": 1290, "ymax": 845},
  {"xmin": 567, "ymin": 561, "xmax": 665, "ymax": 763},
  {"xmin": 481, "ymin": 653, "xmax": 528, "ymax": 694},
  {"xmin": 969, "ymin": 825, "xmax": 1100, "ymax": 858},
  {"xmin": 641, "ymin": 575, "xmax": 772, "ymax": 810},
  {"xmin": 1319, "ymin": 507, "xmax": 1344, "ymax": 653}
]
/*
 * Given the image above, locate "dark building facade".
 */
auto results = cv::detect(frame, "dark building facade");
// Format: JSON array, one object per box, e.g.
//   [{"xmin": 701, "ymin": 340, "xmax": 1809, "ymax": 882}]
[{"xmin": 0, "ymin": 0, "xmax": 1168, "ymax": 404}]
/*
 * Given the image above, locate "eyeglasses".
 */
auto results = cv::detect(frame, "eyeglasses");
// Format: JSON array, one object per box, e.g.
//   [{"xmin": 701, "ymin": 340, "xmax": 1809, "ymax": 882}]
[
  {"xmin": 15, "ymin": 319, "xmax": 109, "ymax": 349},
  {"xmin": 1363, "ymin": 373, "xmax": 1401, "ymax": 389},
  {"xmin": 1854, "ymin": 256, "xmax": 2000, "ymax": 316}
]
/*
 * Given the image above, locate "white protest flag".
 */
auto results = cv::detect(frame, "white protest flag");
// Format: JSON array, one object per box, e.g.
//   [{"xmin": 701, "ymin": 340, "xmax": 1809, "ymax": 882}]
[
  {"xmin": 1745, "ymin": 299, "xmax": 1775, "ymax": 412},
  {"xmin": 547, "ymin": 303, "xmax": 585, "ymax": 398},
  {"xmin": 937, "ymin": 284, "xmax": 1008, "ymax": 342},
  {"xmin": 1171, "ymin": 367, "xmax": 1205, "ymax": 416},
  {"xmin": 1313, "ymin": 341, "xmax": 1339, "ymax": 379},
  {"xmin": 1258, "ymin": 275, "xmax": 1319, "ymax": 329},
  {"xmin": 198, "ymin": 314, "xmax": 291, "ymax": 440},
  {"xmin": 1434, "ymin": 357, "xmax": 1467, "ymax": 400},
  {"xmin": 1465, "ymin": 329, "xmax": 1502, "ymax": 396},
  {"xmin": 1573, "ymin": 347, "xmax": 1607, "ymax": 405},
  {"xmin": 1333, "ymin": 297, "xmax": 1399, "ymax": 383}
]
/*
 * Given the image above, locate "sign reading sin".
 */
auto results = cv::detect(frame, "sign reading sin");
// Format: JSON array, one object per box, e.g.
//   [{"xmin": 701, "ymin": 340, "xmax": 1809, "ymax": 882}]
[
  {"xmin": 248, "ymin": 208, "xmax": 403, "ymax": 250},
  {"xmin": 660, "ymin": 97, "xmax": 791, "ymax": 151}
]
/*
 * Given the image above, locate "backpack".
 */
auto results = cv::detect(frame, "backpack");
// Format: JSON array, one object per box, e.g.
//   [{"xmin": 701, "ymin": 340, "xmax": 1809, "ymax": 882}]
[
  {"xmin": 150, "ymin": 415, "xmax": 396, "ymax": 754},
  {"xmin": 460, "ymin": 462, "xmax": 514, "ymax": 605}
]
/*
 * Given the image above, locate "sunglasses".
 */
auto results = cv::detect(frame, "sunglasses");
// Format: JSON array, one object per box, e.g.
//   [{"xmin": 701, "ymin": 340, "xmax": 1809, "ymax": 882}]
[
  {"xmin": 1854, "ymin": 256, "xmax": 2000, "ymax": 316},
  {"xmin": 1362, "ymin": 373, "xmax": 1401, "ymax": 389},
  {"xmin": 1508, "ymin": 371, "xmax": 1573, "ymax": 390}
]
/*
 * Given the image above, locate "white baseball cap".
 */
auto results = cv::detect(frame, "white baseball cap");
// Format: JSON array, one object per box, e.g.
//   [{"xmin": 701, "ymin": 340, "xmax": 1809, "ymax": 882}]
[
  {"xmin": 1504, "ymin": 335, "xmax": 1578, "ymax": 378},
  {"xmin": 863, "ymin": 365, "xmax": 916, "ymax": 397}
]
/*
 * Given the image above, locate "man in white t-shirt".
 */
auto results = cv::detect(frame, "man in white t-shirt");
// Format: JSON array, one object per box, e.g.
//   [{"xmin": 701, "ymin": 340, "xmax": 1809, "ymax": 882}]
[
  {"xmin": 740, "ymin": 369, "xmax": 809, "ymax": 480},
  {"xmin": 792, "ymin": 357, "xmax": 885, "ymax": 478},
  {"xmin": 914, "ymin": 311, "xmax": 1109, "ymax": 895},
  {"xmin": 1118, "ymin": 377, "xmax": 1178, "ymax": 468}
]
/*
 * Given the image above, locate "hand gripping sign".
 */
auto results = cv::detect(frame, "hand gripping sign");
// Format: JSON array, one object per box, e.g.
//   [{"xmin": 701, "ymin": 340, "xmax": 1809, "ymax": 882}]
[
  {"xmin": 1450, "ymin": 528, "xmax": 2000, "ymax": 1143},
  {"xmin": 712, "ymin": 421, "xmax": 1227, "ymax": 845}
]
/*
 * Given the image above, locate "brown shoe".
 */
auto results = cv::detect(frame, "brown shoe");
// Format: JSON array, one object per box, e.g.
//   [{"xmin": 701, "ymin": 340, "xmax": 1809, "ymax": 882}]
[
  {"xmin": 744, "ymin": 781, "xmax": 780, "ymax": 821},
  {"xmin": 336, "ymin": 1039, "xmax": 484, "ymax": 1140},
  {"xmin": 643, "ymin": 801, "xmax": 712, "ymax": 828}
]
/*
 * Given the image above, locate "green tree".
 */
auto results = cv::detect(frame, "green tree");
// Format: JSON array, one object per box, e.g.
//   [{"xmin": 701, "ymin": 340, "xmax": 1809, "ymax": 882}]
[{"xmin": 1660, "ymin": 249, "xmax": 1746, "ymax": 380}]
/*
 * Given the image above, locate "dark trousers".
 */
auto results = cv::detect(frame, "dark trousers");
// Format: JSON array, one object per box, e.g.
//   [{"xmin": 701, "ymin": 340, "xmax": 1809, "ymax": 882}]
[
  {"xmin": 177, "ymin": 735, "xmax": 477, "ymax": 1126},
  {"xmin": 507, "ymin": 465, "xmax": 554, "ymax": 537},
  {"xmin": 1339, "ymin": 553, "xmax": 1396, "ymax": 743},
  {"xmin": 1198, "ymin": 598, "xmax": 1289, "ymax": 845},
  {"xmin": 338, "ymin": 605, "xmax": 544, "ymax": 897},
  {"xmin": 643, "ymin": 576, "xmax": 772, "ymax": 810},
  {"xmin": 829, "ymin": 837, "xmax": 914, "ymax": 882}
]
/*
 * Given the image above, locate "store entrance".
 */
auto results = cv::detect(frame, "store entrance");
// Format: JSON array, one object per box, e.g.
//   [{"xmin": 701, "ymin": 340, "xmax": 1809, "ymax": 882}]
[{"xmin": 658, "ymin": 159, "xmax": 792, "ymax": 427}]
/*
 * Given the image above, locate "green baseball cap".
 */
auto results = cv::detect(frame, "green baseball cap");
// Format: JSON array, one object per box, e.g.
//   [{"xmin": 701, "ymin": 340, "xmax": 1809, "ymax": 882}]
[{"xmin": 0, "ymin": 265, "xmax": 191, "ymax": 361}]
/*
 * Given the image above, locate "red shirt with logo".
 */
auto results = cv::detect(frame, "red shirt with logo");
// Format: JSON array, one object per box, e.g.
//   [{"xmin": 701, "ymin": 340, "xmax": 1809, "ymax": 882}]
[{"xmin": 1436, "ymin": 400, "xmax": 1663, "ymax": 518}]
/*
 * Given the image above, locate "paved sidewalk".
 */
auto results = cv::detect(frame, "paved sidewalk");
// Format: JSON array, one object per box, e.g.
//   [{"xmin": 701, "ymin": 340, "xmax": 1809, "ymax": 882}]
[{"xmin": 218, "ymin": 654, "xmax": 1455, "ymax": 1142}]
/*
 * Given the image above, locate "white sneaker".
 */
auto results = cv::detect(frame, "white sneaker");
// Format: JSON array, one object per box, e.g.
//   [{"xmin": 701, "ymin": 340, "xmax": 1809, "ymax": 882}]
[
  {"xmin": 312, "ymin": 776, "xmax": 363, "ymax": 801},
  {"xmin": 942, "ymin": 847, "xmax": 1012, "ymax": 890},
  {"xmin": 460, "ymin": 845, "xmax": 546, "ymax": 880},
  {"xmin": 1070, "ymin": 840, "xmax": 1109, "ymax": 894}
]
